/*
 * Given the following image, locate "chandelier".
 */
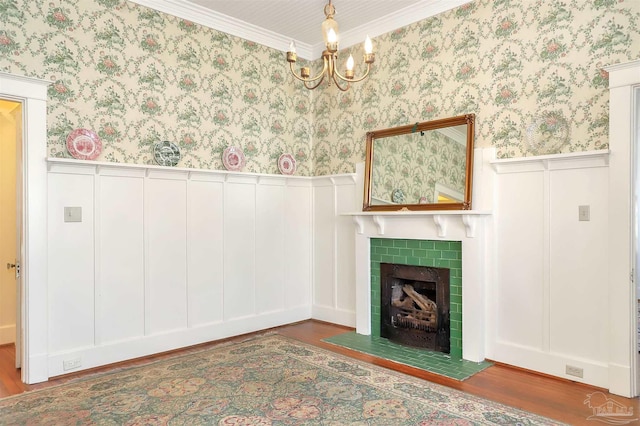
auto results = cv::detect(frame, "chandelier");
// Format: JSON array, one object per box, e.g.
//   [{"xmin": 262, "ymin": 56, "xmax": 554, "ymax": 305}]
[{"xmin": 286, "ymin": 0, "xmax": 375, "ymax": 91}]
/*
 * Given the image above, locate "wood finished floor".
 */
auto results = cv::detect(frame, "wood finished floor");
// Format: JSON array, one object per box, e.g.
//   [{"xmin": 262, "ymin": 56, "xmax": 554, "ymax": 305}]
[{"xmin": 1, "ymin": 320, "xmax": 638, "ymax": 425}]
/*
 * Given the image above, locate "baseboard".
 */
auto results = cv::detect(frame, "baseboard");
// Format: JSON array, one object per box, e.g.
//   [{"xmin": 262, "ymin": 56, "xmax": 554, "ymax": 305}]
[
  {"xmin": 26, "ymin": 352, "xmax": 49, "ymax": 384},
  {"xmin": 311, "ymin": 305, "xmax": 355, "ymax": 327},
  {"xmin": 46, "ymin": 307, "xmax": 311, "ymax": 378},
  {"xmin": 0, "ymin": 324, "xmax": 15, "ymax": 345},
  {"xmin": 608, "ymin": 362, "xmax": 634, "ymax": 397},
  {"xmin": 489, "ymin": 340, "xmax": 609, "ymax": 390}
]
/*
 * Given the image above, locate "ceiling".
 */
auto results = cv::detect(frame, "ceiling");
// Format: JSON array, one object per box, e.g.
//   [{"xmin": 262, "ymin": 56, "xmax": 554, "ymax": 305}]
[{"xmin": 129, "ymin": 0, "xmax": 470, "ymax": 59}]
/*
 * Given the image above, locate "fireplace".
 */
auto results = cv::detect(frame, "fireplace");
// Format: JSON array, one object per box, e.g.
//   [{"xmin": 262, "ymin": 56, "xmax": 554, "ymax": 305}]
[
  {"xmin": 380, "ymin": 263, "xmax": 450, "ymax": 353},
  {"xmin": 351, "ymin": 160, "xmax": 491, "ymax": 363}
]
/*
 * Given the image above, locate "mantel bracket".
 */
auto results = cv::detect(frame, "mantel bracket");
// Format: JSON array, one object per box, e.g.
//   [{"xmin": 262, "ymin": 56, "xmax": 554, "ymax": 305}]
[
  {"xmin": 373, "ymin": 215, "xmax": 385, "ymax": 235},
  {"xmin": 353, "ymin": 216, "xmax": 364, "ymax": 234},
  {"xmin": 462, "ymin": 214, "xmax": 477, "ymax": 238},
  {"xmin": 432, "ymin": 215, "xmax": 447, "ymax": 237}
]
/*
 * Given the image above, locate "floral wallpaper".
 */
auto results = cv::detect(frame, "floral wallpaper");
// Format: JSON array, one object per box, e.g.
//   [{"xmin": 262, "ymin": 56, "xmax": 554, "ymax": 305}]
[
  {"xmin": 312, "ymin": 0, "xmax": 640, "ymax": 175},
  {"xmin": 0, "ymin": 0, "xmax": 314, "ymax": 175},
  {"xmin": 371, "ymin": 131, "xmax": 467, "ymax": 205},
  {"xmin": 1, "ymin": 0, "xmax": 639, "ymax": 176}
]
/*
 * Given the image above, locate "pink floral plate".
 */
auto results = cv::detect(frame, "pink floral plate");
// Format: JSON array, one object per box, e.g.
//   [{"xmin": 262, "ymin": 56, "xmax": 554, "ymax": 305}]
[
  {"xmin": 278, "ymin": 153, "xmax": 296, "ymax": 175},
  {"xmin": 222, "ymin": 146, "xmax": 246, "ymax": 171},
  {"xmin": 66, "ymin": 128, "xmax": 102, "ymax": 160}
]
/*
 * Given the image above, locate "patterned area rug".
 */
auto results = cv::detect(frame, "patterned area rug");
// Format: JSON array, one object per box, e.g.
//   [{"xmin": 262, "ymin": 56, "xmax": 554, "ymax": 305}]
[{"xmin": 0, "ymin": 334, "xmax": 564, "ymax": 425}]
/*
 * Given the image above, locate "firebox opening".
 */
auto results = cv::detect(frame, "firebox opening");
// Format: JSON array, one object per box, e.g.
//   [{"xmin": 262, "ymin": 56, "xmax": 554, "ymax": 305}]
[{"xmin": 380, "ymin": 263, "xmax": 450, "ymax": 354}]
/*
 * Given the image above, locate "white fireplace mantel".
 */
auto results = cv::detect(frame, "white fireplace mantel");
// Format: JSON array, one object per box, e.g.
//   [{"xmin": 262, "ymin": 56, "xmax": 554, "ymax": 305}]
[
  {"xmin": 343, "ymin": 210, "xmax": 491, "ymax": 238},
  {"xmin": 349, "ymin": 209, "xmax": 492, "ymax": 363}
]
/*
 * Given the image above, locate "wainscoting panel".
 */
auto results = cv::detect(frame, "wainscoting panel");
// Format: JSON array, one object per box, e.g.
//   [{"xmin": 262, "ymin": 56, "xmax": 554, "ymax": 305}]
[
  {"xmin": 494, "ymin": 171, "xmax": 545, "ymax": 349},
  {"xmin": 312, "ymin": 182, "xmax": 336, "ymax": 310},
  {"xmin": 97, "ymin": 171, "xmax": 145, "ymax": 344},
  {"xmin": 146, "ymin": 174, "xmax": 188, "ymax": 334},
  {"xmin": 47, "ymin": 170, "xmax": 96, "ymax": 354},
  {"xmin": 284, "ymin": 183, "xmax": 312, "ymax": 309},
  {"xmin": 312, "ymin": 175, "xmax": 358, "ymax": 326},
  {"xmin": 45, "ymin": 160, "xmax": 313, "ymax": 378},
  {"xmin": 489, "ymin": 151, "xmax": 610, "ymax": 388},
  {"xmin": 186, "ymin": 176, "xmax": 224, "ymax": 327},
  {"xmin": 223, "ymin": 178, "xmax": 257, "ymax": 321},
  {"xmin": 335, "ymin": 181, "xmax": 357, "ymax": 313},
  {"xmin": 548, "ymin": 167, "xmax": 608, "ymax": 363},
  {"xmin": 256, "ymin": 180, "xmax": 286, "ymax": 314}
]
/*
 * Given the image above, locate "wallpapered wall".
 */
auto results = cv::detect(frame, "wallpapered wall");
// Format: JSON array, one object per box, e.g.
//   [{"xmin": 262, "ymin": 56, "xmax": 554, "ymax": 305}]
[
  {"xmin": 1, "ymin": 0, "xmax": 639, "ymax": 176},
  {"xmin": 312, "ymin": 0, "xmax": 640, "ymax": 175},
  {"xmin": 0, "ymin": 0, "xmax": 314, "ymax": 175},
  {"xmin": 371, "ymin": 131, "xmax": 467, "ymax": 205}
]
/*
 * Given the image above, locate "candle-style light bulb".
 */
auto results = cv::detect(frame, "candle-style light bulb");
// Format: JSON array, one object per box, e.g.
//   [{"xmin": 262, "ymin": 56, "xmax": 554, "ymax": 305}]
[
  {"xmin": 346, "ymin": 54, "xmax": 354, "ymax": 71},
  {"xmin": 289, "ymin": 41, "xmax": 296, "ymax": 53},
  {"xmin": 327, "ymin": 28, "xmax": 337, "ymax": 43},
  {"xmin": 364, "ymin": 36, "xmax": 373, "ymax": 54}
]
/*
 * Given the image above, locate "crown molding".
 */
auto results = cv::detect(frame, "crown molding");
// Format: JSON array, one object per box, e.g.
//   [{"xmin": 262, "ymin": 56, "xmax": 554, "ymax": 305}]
[
  {"xmin": 130, "ymin": 0, "xmax": 471, "ymax": 61},
  {"xmin": 331, "ymin": 0, "xmax": 471, "ymax": 58},
  {"xmin": 129, "ymin": 0, "xmax": 316, "ymax": 59}
]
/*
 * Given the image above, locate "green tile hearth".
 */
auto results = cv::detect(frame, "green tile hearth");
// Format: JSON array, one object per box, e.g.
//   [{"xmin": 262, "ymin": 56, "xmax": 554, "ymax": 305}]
[{"xmin": 324, "ymin": 332, "xmax": 492, "ymax": 381}]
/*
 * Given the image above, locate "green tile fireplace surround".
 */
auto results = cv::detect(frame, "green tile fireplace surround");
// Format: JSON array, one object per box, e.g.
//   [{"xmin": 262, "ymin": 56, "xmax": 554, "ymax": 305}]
[
  {"xmin": 371, "ymin": 238, "xmax": 463, "ymax": 358},
  {"xmin": 325, "ymin": 237, "xmax": 492, "ymax": 380}
]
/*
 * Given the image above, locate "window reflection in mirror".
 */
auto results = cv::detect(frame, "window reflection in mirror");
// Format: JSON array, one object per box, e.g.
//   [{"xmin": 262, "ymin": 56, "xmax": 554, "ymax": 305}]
[{"xmin": 363, "ymin": 114, "xmax": 474, "ymax": 211}]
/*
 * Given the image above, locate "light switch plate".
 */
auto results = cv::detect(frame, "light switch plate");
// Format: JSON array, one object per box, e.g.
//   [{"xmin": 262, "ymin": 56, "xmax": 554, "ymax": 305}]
[
  {"xmin": 64, "ymin": 206, "xmax": 82, "ymax": 222},
  {"xmin": 578, "ymin": 205, "xmax": 590, "ymax": 221}
]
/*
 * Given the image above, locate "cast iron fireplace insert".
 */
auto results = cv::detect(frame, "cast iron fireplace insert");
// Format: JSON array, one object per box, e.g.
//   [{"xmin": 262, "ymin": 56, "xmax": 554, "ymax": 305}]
[{"xmin": 380, "ymin": 262, "xmax": 450, "ymax": 354}]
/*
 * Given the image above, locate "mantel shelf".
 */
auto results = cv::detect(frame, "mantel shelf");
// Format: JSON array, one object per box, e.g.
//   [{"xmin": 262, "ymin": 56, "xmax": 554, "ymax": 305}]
[{"xmin": 342, "ymin": 210, "xmax": 491, "ymax": 238}]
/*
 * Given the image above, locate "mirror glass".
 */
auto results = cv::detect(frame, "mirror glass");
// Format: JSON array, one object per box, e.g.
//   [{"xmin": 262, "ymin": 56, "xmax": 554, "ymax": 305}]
[{"xmin": 363, "ymin": 114, "xmax": 475, "ymax": 211}]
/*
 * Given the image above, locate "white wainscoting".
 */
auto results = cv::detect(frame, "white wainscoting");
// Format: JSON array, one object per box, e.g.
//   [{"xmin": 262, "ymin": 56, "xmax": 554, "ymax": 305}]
[
  {"xmin": 46, "ymin": 159, "xmax": 313, "ymax": 377},
  {"xmin": 44, "ymin": 149, "xmax": 615, "ymax": 390},
  {"xmin": 489, "ymin": 150, "xmax": 610, "ymax": 388},
  {"xmin": 312, "ymin": 174, "xmax": 358, "ymax": 326}
]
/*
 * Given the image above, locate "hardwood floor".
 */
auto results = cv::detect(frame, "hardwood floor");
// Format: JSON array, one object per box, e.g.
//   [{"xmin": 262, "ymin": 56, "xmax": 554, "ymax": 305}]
[{"xmin": 1, "ymin": 320, "xmax": 638, "ymax": 424}]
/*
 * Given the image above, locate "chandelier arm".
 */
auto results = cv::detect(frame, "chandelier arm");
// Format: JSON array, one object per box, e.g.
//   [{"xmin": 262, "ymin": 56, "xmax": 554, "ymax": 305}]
[
  {"xmin": 331, "ymin": 72, "xmax": 351, "ymax": 92},
  {"xmin": 288, "ymin": 60, "xmax": 328, "ymax": 83},
  {"xmin": 333, "ymin": 63, "xmax": 372, "ymax": 84},
  {"xmin": 304, "ymin": 74, "xmax": 327, "ymax": 90}
]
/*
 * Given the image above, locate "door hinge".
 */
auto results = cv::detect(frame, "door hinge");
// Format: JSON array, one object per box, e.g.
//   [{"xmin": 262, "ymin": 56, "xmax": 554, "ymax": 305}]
[{"xmin": 6, "ymin": 262, "xmax": 20, "ymax": 279}]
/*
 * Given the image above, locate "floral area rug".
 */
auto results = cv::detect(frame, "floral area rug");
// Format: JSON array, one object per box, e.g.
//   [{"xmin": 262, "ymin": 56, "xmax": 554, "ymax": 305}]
[{"xmin": 0, "ymin": 334, "xmax": 564, "ymax": 425}]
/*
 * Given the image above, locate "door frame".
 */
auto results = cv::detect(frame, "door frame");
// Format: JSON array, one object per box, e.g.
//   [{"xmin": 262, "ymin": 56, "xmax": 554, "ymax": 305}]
[
  {"xmin": 606, "ymin": 60, "xmax": 640, "ymax": 397},
  {"xmin": 0, "ymin": 72, "xmax": 49, "ymax": 384},
  {"xmin": 0, "ymin": 98, "xmax": 23, "ymax": 368}
]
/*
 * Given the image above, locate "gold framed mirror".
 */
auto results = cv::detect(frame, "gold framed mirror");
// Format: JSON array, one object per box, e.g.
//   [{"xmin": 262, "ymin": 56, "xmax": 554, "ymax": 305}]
[{"xmin": 363, "ymin": 114, "xmax": 475, "ymax": 211}]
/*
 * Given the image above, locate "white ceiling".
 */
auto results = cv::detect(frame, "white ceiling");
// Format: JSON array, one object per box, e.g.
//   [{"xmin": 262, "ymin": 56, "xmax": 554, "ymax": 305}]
[{"xmin": 129, "ymin": 0, "xmax": 470, "ymax": 59}]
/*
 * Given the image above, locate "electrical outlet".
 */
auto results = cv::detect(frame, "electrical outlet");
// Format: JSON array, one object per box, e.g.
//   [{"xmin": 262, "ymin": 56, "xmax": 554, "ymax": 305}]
[
  {"xmin": 565, "ymin": 365, "xmax": 583, "ymax": 378},
  {"xmin": 63, "ymin": 357, "xmax": 82, "ymax": 371}
]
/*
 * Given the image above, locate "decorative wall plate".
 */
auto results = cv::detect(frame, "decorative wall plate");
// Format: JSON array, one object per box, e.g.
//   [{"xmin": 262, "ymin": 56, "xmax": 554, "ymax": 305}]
[
  {"xmin": 391, "ymin": 188, "xmax": 405, "ymax": 204},
  {"xmin": 153, "ymin": 141, "xmax": 181, "ymax": 167},
  {"xmin": 278, "ymin": 153, "xmax": 296, "ymax": 175},
  {"xmin": 525, "ymin": 112, "xmax": 570, "ymax": 155},
  {"xmin": 66, "ymin": 128, "xmax": 102, "ymax": 160},
  {"xmin": 223, "ymin": 146, "xmax": 246, "ymax": 171}
]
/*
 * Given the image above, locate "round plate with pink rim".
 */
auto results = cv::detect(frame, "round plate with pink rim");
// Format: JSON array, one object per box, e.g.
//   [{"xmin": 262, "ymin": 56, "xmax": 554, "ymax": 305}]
[
  {"xmin": 278, "ymin": 153, "xmax": 296, "ymax": 175},
  {"xmin": 222, "ymin": 146, "xmax": 246, "ymax": 171},
  {"xmin": 66, "ymin": 128, "xmax": 102, "ymax": 160}
]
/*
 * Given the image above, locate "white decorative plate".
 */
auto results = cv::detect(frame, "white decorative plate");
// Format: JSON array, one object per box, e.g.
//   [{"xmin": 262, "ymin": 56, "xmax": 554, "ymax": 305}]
[
  {"xmin": 525, "ymin": 112, "xmax": 570, "ymax": 155},
  {"xmin": 66, "ymin": 128, "xmax": 102, "ymax": 160},
  {"xmin": 278, "ymin": 153, "xmax": 296, "ymax": 175},
  {"xmin": 222, "ymin": 146, "xmax": 245, "ymax": 171},
  {"xmin": 153, "ymin": 141, "xmax": 181, "ymax": 167}
]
